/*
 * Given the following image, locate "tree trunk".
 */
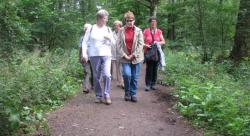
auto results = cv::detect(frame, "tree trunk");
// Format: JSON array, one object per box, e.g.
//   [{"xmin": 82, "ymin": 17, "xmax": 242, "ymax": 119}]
[
  {"xmin": 230, "ymin": 0, "xmax": 250, "ymax": 61},
  {"xmin": 167, "ymin": 0, "xmax": 176, "ymax": 41},
  {"xmin": 197, "ymin": 0, "xmax": 207, "ymax": 62},
  {"xmin": 137, "ymin": 0, "xmax": 160, "ymax": 17},
  {"xmin": 219, "ymin": 0, "xmax": 225, "ymax": 46},
  {"xmin": 149, "ymin": 2, "xmax": 156, "ymax": 16}
]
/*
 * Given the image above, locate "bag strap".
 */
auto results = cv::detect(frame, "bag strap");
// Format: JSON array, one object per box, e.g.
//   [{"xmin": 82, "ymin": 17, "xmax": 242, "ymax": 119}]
[
  {"xmin": 88, "ymin": 25, "xmax": 110, "ymax": 42},
  {"xmin": 150, "ymin": 29, "xmax": 155, "ymax": 45}
]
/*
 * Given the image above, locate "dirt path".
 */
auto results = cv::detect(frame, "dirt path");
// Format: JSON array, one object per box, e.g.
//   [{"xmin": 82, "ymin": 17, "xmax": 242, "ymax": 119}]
[{"xmin": 47, "ymin": 64, "xmax": 203, "ymax": 136}]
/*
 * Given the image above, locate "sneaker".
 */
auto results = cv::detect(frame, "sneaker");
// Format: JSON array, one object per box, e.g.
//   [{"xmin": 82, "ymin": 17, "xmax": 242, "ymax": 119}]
[
  {"xmin": 145, "ymin": 86, "xmax": 150, "ymax": 91},
  {"xmin": 131, "ymin": 96, "xmax": 137, "ymax": 102},
  {"xmin": 105, "ymin": 97, "xmax": 112, "ymax": 105},
  {"xmin": 95, "ymin": 98, "xmax": 103, "ymax": 103},
  {"xmin": 124, "ymin": 95, "xmax": 131, "ymax": 101}
]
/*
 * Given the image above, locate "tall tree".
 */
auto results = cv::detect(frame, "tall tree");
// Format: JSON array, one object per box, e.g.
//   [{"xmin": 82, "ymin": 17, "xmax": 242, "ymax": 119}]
[
  {"xmin": 230, "ymin": 0, "xmax": 250, "ymax": 61},
  {"xmin": 196, "ymin": 0, "xmax": 207, "ymax": 62},
  {"xmin": 135, "ymin": 0, "xmax": 161, "ymax": 16},
  {"xmin": 167, "ymin": 0, "xmax": 176, "ymax": 40}
]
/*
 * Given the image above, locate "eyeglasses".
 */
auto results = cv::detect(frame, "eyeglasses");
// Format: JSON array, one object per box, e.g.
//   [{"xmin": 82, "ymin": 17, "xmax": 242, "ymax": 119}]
[{"xmin": 126, "ymin": 19, "xmax": 134, "ymax": 23}]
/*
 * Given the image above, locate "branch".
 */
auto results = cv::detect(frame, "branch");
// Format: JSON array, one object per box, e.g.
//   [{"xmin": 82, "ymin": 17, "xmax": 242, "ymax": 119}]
[{"xmin": 135, "ymin": 0, "xmax": 151, "ymax": 9}]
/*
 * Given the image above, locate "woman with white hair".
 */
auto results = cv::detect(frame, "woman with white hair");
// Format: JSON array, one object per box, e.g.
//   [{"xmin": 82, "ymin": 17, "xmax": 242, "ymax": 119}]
[
  {"xmin": 79, "ymin": 23, "xmax": 93, "ymax": 93},
  {"xmin": 81, "ymin": 9, "xmax": 114, "ymax": 105},
  {"xmin": 111, "ymin": 20, "xmax": 124, "ymax": 89}
]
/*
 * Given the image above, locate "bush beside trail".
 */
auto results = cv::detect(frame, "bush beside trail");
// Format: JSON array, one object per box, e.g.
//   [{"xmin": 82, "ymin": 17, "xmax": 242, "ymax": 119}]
[
  {"xmin": 164, "ymin": 51, "xmax": 250, "ymax": 136},
  {"xmin": 0, "ymin": 48, "xmax": 82, "ymax": 135}
]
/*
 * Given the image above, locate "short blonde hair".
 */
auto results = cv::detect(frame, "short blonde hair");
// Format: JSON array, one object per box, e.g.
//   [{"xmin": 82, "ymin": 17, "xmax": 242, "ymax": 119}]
[
  {"xmin": 113, "ymin": 20, "xmax": 123, "ymax": 27},
  {"xmin": 96, "ymin": 9, "xmax": 109, "ymax": 20},
  {"xmin": 124, "ymin": 11, "xmax": 135, "ymax": 21}
]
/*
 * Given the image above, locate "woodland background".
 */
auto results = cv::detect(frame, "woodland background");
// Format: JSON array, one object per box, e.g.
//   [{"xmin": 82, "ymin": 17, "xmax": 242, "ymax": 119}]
[{"xmin": 0, "ymin": 0, "xmax": 249, "ymax": 135}]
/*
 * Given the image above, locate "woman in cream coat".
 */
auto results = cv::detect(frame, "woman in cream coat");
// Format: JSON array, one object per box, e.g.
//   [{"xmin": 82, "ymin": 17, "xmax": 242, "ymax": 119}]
[{"xmin": 117, "ymin": 11, "xmax": 144, "ymax": 102}]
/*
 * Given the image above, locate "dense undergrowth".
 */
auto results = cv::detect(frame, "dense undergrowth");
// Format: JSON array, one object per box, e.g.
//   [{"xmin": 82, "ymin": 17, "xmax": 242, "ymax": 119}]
[
  {"xmin": 0, "ymin": 48, "xmax": 82, "ymax": 135},
  {"xmin": 164, "ymin": 50, "xmax": 250, "ymax": 136},
  {"xmin": 1, "ymin": 47, "xmax": 249, "ymax": 136}
]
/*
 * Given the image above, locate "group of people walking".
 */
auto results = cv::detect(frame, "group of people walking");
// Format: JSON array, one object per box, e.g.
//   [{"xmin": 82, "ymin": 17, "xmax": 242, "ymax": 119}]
[{"xmin": 79, "ymin": 9, "xmax": 165, "ymax": 105}]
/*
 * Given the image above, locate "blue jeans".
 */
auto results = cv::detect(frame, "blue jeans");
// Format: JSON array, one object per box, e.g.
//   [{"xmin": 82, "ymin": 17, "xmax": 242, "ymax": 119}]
[
  {"xmin": 122, "ymin": 62, "xmax": 142, "ymax": 97},
  {"xmin": 89, "ymin": 56, "xmax": 111, "ymax": 98}
]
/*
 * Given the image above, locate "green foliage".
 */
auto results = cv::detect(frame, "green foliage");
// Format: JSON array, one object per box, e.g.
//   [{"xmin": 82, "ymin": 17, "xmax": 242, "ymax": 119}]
[
  {"xmin": 0, "ymin": 0, "xmax": 93, "ymax": 53},
  {"xmin": 101, "ymin": 0, "xmax": 149, "ymax": 28},
  {"xmin": 157, "ymin": 0, "xmax": 239, "ymax": 61},
  {"xmin": 0, "ymin": 49, "xmax": 82, "ymax": 135},
  {"xmin": 165, "ymin": 50, "xmax": 250, "ymax": 136}
]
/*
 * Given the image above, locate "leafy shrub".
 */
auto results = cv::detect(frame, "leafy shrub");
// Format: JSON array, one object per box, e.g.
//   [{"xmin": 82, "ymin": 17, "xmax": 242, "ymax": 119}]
[
  {"xmin": 164, "ymin": 51, "xmax": 250, "ymax": 136},
  {"xmin": 0, "ymin": 48, "xmax": 82, "ymax": 135}
]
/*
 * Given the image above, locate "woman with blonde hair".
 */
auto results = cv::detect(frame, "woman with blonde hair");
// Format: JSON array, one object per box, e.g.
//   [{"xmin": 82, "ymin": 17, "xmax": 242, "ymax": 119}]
[{"xmin": 117, "ymin": 11, "xmax": 144, "ymax": 102}]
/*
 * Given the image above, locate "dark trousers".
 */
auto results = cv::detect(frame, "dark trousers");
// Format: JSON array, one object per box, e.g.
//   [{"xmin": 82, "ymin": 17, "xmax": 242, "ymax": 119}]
[
  {"xmin": 82, "ymin": 61, "xmax": 93, "ymax": 90},
  {"xmin": 145, "ymin": 60, "xmax": 158, "ymax": 87}
]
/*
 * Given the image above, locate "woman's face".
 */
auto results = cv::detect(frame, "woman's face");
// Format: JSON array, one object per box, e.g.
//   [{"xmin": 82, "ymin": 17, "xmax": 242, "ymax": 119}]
[
  {"xmin": 125, "ymin": 17, "xmax": 135, "ymax": 27},
  {"xmin": 113, "ymin": 23, "xmax": 121, "ymax": 32},
  {"xmin": 150, "ymin": 20, "xmax": 157, "ymax": 29},
  {"xmin": 98, "ymin": 16, "xmax": 108, "ymax": 25}
]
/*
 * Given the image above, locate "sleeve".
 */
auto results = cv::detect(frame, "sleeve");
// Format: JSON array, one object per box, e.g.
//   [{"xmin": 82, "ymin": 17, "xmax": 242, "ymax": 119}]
[
  {"xmin": 79, "ymin": 37, "xmax": 83, "ymax": 48},
  {"xmin": 81, "ymin": 27, "xmax": 91, "ymax": 58},
  {"xmin": 143, "ymin": 28, "xmax": 149, "ymax": 41},
  {"xmin": 132, "ymin": 29, "xmax": 144, "ymax": 58},
  {"xmin": 108, "ymin": 27, "xmax": 115, "ymax": 46},
  {"xmin": 111, "ymin": 33, "xmax": 116, "ymax": 50},
  {"xmin": 117, "ymin": 29, "xmax": 126, "ymax": 57}
]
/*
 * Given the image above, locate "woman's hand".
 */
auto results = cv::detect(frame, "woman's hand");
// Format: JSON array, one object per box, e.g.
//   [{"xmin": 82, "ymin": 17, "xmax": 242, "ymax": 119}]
[
  {"xmin": 144, "ymin": 44, "xmax": 152, "ymax": 48},
  {"xmin": 104, "ymin": 35, "xmax": 111, "ymax": 41},
  {"xmin": 123, "ymin": 54, "xmax": 135, "ymax": 61},
  {"xmin": 129, "ymin": 54, "xmax": 136, "ymax": 61},
  {"xmin": 81, "ymin": 56, "xmax": 89, "ymax": 64},
  {"xmin": 123, "ymin": 54, "xmax": 130, "ymax": 60}
]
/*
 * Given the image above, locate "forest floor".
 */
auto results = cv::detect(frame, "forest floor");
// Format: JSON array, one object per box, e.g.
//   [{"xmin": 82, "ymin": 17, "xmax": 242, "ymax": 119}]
[{"xmin": 46, "ymin": 64, "xmax": 204, "ymax": 136}]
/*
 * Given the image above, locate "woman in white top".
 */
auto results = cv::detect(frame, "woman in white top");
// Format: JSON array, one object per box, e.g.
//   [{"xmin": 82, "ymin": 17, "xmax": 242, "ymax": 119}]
[
  {"xmin": 79, "ymin": 23, "xmax": 93, "ymax": 93},
  {"xmin": 111, "ymin": 20, "xmax": 124, "ymax": 88},
  {"xmin": 81, "ymin": 9, "xmax": 114, "ymax": 105}
]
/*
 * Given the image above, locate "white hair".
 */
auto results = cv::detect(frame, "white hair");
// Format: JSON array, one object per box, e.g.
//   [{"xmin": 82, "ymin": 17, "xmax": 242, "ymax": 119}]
[{"xmin": 96, "ymin": 9, "xmax": 109, "ymax": 20}]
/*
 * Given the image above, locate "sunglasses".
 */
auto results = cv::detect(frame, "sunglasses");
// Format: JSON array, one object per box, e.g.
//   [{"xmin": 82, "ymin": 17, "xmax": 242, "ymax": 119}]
[{"xmin": 126, "ymin": 19, "xmax": 134, "ymax": 23}]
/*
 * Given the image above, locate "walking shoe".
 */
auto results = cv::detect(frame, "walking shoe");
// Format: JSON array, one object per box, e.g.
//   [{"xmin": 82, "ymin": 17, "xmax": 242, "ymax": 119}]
[
  {"xmin": 144, "ymin": 86, "xmax": 150, "ymax": 91},
  {"xmin": 121, "ymin": 84, "xmax": 125, "ymax": 89},
  {"xmin": 104, "ymin": 97, "xmax": 112, "ymax": 105},
  {"xmin": 131, "ymin": 96, "xmax": 137, "ymax": 102},
  {"xmin": 151, "ymin": 86, "xmax": 157, "ymax": 90},
  {"xmin": 95, "ymin": 98, "xmax": 103, "ymax": 103},
  {"xmin": 82, "ymin": 88, "xmax": 90, "ymax": 93},
  {"xmin": 124, "ymin": 95, "xmax": 131, "ymax": 101},
  {"xmin": 117, "ymin": 84, "xmax": 125, "ymax": 89}
]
